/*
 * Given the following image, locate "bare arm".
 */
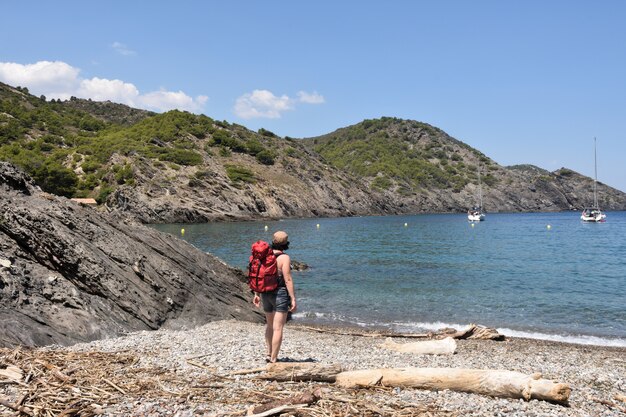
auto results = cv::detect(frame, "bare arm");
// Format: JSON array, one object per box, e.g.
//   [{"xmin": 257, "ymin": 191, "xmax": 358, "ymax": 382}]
[
  {"xmin": 252, "ymin": 292, "xmax": 260, "ymax": 307},
  {"xmin": 280, "ymin": 254, "xmax": 297, "ymax": 312}
]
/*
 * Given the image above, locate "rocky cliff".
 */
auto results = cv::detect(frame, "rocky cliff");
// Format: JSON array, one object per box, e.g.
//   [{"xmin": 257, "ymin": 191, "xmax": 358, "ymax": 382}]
[
  {"xmin": 104, "ymin": 145, "xmax": 395, "ymax": 224},
  {"xmin": 0, "ymin": 162, "xmax": 261, "ymax": 348}
]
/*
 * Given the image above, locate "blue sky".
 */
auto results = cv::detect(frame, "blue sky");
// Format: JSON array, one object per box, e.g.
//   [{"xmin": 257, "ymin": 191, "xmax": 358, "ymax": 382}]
[{"xmin": 2, "ymin": 1, "xmax": 625, "ymax": 191}]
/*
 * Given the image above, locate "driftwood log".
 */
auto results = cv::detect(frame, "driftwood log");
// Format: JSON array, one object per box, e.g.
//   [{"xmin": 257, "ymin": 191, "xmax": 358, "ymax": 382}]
[
  {"xmin": 381, "ymin": 336, "xmax": 457, "ymax": 355},
  {"xmin": 258, "ymin": 362, "xmax": 342, "ymax": 382},
  {"xmin": 450, "ymin": 324, "xmax": 504, "ymax": 341},
  {"xmin": 258, "ymin": 363, "xmax": 570, "ymax": 403},
  {"xmin": 335, "ymin": 368, "xmax": 570, "ymax": 403}
]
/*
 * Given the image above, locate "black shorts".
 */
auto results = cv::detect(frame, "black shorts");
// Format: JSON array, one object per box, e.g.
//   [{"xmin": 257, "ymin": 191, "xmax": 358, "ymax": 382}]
[{"xmin": 261, "ymin": 287, "xmax": 290, "ymax": 313}]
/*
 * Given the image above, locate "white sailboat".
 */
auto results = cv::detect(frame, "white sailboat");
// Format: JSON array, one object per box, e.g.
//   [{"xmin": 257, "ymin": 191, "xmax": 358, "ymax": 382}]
[
  {"xmin": 581, "ymin": 138, "xmax": 606, "ymax": 223},
  {"xmin": 468, "ymin": 166, "xmax": 485, "ymax": 222}
]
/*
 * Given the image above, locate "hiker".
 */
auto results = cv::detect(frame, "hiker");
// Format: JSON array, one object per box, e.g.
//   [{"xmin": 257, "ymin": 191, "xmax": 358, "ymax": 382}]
[{"xmin": 252, "ymin": 230, "xmax": 297, "ymax": 363}]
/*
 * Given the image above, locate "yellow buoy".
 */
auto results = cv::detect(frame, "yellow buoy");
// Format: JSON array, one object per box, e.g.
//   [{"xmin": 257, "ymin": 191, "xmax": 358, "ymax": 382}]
[
  {"xmin": 264, "ymin": 225, "xmax": 268, "ymax": 231},
  {"xmin": 316, "ymin": 224, "xmax": 320, "ymax": 229},
  {"xmin": 547, "ymin": 225, "xmax": 551, "ymax": 230},
  {"xmin": 404, "ymin": 223, "xmax": 408, "ymax": 227},
  {"xmin": 181, "ymin": 228, "xmax": 185, "ymax": 235},
  {"xmin": 471, "ymin": 223, "xmax": 475, "ymax": 228}
]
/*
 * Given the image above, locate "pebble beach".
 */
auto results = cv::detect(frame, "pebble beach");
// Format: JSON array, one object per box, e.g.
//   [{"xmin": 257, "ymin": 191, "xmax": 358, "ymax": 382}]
[{"xmin": 32, "ymin": 319, "xmax": 622, "ymax": 416}]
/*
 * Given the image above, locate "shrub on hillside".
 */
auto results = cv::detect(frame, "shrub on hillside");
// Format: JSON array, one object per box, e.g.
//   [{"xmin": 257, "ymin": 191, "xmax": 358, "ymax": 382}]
[
  {"xmin": 258, "ymin": 128, "xmax": 277, "ymax": 137},
  {"xmin": 31, "ymin": 162, "xmax": 79, "ymax": 197},
  {"xmin": 156, "ymin": 149, "xmax": 203, "ymax": 166},
  {"xmin": 225, "ymin": 165, "xmax": 255, "ymax": 184},
  {"xmin": 372, "ymin": 176, "xmax": 392, "ymax": 190},
  {"xmin": 245, "ymin": 139, "xmax": 265, "ymax": 156},
  {"xmin": 256, "ymin": 150, "xmax": 275, "ymax": 165}
]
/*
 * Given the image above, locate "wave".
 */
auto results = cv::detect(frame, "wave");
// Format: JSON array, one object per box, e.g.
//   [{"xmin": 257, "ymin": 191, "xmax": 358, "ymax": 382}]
[
  {"xmin": 293, "ymin": 312, "xmax": 626, "ymax": 347},
  {"xmin": 495, "ymin": 327, "xmax": 626, "ymax": 348}
]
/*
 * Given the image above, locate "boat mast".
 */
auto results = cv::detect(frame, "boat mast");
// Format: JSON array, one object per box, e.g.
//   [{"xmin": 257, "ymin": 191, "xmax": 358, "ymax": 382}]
[
  {"xmin": 478, "ymin": 165, "xmax": 483, "ymax": 208},
  {"xmin": 593, "ymin": 137, "xmax": 598, "ymax": 208}
]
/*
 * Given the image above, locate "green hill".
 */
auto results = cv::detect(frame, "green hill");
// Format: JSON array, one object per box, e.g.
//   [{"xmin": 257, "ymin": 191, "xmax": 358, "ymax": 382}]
[
  {"xmin": 0, "ymin": 82, "xmax": 285, "ymax": 200},
  {"xmin": 303, "ymin": 117, "xmax": 499, "ymax": 194}
]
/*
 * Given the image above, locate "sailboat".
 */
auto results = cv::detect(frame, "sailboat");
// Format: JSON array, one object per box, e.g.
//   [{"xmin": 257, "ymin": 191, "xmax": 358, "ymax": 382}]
[
  {"xmin": 581, "ymin": 138, "xmax": 606, "ymax": 223},
  {"xmin": 468, "ymin": 165, "xmax": 485, "ymax": 222}
]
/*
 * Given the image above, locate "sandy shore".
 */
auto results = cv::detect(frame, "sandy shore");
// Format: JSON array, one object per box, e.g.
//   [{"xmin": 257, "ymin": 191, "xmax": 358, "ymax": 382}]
[{"xmin": 2, "ymin": 319, "xmax": 625, "ymax": 416}]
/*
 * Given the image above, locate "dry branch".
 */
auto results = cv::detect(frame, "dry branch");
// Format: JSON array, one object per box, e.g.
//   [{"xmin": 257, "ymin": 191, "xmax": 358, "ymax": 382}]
[
  {"xmin": 248, "ymin": 388, "xmax": 322, "ymax": 415},
  {"xmin": 0, "ymin": 396, "xmax": 34, "ymax": 416},
  {"xmin": 295, "ymin": 325, "xmax": 430, "ymax": 338},
  {"xmin": 593, "ymin": 397, "xmax": 626, "ymax": 414},
  {"xmin": 246, "ymin": 403, "xmax": 309, "ymax": 417}
]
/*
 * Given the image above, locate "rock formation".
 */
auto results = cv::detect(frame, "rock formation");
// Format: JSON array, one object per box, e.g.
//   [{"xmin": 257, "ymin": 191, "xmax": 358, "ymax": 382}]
[{"xmin": 0, "ymin": 162, "xmax": 262, "ymax": 348}]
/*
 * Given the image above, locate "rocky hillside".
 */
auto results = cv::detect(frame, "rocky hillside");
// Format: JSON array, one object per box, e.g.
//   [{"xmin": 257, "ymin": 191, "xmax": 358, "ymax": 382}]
[
  {"xmin": 303, "ymin": 118, "xmax": 626, "ymax": 213},
  {"xmin": 0, "ymin": 82, "xmax": 390, "ymax": 222},
  {"xmin": 0, "ymin": 162, "xmax": 261, "ymax": 348},
  {"xmin": 1, "ymin": 82, "xmax": 625, "ymax": 222}
]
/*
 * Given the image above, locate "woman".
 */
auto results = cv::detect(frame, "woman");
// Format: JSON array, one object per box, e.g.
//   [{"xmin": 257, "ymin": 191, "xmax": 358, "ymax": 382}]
[{"xmin": 252, "ymin": 230, "xmax": 297, "ymax": 363}]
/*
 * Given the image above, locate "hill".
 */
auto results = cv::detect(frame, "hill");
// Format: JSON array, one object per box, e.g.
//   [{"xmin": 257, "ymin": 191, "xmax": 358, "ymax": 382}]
[
  {"xmin": 302, "ymin": 117, "xmax": 626, "ymax": 213},
  {"xmin": 0, "ymin": 81, "xmax": 390, "ymax": 221},
  {"xmin": 1, "ymin": 82, "xmax": 625, "ymax": 221}
]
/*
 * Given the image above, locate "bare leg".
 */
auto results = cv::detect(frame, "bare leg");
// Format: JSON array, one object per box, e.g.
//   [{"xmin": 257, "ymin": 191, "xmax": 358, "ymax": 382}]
[
  {"xmin": 264, "ymin": 312, "xmax": 275, "ymax": 358},
  {"xmin": 269, "ymin": 312, "xmax": 288, "ymax": 363}
]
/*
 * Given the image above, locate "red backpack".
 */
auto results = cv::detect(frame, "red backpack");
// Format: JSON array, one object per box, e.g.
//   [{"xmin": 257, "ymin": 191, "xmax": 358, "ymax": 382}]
[{"xmin": 248, "ymin": 240, "xmax": 279, "ymax": 293}]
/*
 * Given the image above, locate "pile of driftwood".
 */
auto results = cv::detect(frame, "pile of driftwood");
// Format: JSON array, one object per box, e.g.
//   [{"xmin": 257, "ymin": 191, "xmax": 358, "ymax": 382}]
[
  {"xmin": 1, "ymin": 347, "xmax": 454, "ymax": 417},
  {"xmin": 0, "ymin": 347, "xmax": 241, "ymax": 416},
  {"xmin": 0, "ymin": 347, "xmax": 152, "ymax": 416},
  {"xmin": 243, "ymin": 386, "xmax": 454, "ymax": 417}
]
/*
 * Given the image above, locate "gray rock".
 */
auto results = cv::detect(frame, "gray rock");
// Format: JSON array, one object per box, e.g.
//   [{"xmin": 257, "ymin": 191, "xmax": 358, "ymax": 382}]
[{"xmin": 0, "ymin": 162, "xmax": 262, "ymax": 348}]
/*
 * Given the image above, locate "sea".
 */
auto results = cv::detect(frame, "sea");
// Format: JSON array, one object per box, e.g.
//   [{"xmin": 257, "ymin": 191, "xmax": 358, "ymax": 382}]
[{"xmin": 152, "ymin": 211, "xmax": 626, "ymax": 347}]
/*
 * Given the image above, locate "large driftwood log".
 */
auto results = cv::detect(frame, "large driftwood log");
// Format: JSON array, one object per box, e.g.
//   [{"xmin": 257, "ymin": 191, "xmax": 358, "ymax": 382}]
[
  {"xmin": 382, "ymin": 336, "xmax": 457, "ymax": 355},
  {"xmin": 255, "ymin": 363, "xmax": 569, "ymax": 403},
  {"xmin": 258, "ymin": 362, "xmax": 342, "ymax": 382},
  {"xmin": 335, "ymin": 368, "xmax": 570, "ymax": 403}
]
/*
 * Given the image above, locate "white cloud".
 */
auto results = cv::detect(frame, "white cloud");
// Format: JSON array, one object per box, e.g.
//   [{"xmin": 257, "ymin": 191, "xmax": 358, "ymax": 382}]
[
  {"xmin": 0, "ymin": 60, "xmax": 207, "ymax": 113},
  {"xmin": 0, "ymin": 61, "xmax": 79, "ymax": 92},
  {"xmin": 111, "ymin": 41, "xmax": 136, "ymax": 56},
  {"xmin": 297, "ymin": 90, "xmax": 325, "ymax": 104},
  {"xmin": 78, "ymin": 77, "xmax": 140, "ymax": 103},
  {"xmin": 234, "ymin": 89, "xmax": 293, "ymax": 119},
  {"xmin": 234, "ymin": 89, "xmax": 325, "ymax": 119},
  {"xmin": 139, "ymin": 90, "xmax": 208, "ymax": 113}
]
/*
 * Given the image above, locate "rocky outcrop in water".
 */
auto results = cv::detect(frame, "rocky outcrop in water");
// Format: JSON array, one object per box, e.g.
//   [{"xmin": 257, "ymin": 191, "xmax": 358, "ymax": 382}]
[{"xmin": 0, "ymin": 162, "xmax": 261, "ymax": 348}]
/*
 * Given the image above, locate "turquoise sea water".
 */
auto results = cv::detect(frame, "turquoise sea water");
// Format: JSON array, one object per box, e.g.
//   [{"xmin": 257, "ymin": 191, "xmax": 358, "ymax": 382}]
[{"xmin": 153, "ymin": 211, "xmax": 626, "ymax": 347}]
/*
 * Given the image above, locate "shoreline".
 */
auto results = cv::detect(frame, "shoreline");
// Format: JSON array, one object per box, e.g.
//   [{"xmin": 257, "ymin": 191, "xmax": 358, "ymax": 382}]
[
  {"xmin": 3, "ymin": 319, "xmax": 624, "ymax": 416},
  {"xmin": 290, "ymin": 317, "xmax": 626, "ymax": 348},
  {"xmin": 144, "ymin": 208, "xmax": 618, "ymax": 226}
]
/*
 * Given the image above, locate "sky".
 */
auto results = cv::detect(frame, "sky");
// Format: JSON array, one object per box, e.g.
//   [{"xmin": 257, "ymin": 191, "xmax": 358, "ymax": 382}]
[{"xmin": 1, "ymin": 1, "xmax": 625, "ymax": 191}]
